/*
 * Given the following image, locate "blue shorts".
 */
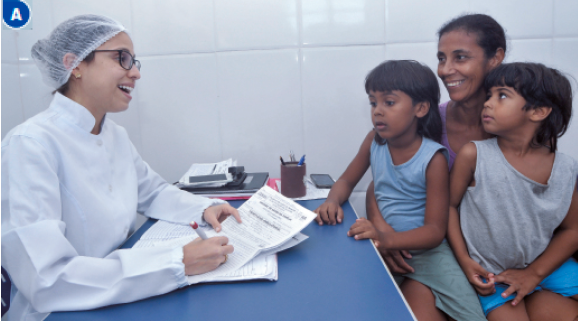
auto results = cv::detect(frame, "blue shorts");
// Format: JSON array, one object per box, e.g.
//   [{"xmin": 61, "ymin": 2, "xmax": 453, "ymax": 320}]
[{"xmin": 479, "ymin": 258, "xmax": 578, "ymax": 316}]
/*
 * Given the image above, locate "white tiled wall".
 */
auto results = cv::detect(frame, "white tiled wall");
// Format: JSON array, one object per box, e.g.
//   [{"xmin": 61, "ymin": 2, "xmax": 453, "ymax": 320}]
[{"xmin": 2, "ymin": 0, "xmax": 577, "ymax": 218}]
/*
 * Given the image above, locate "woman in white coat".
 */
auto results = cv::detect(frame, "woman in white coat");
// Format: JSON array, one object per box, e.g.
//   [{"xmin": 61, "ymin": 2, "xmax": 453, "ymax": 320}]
[{"xmin": 1, "ymin": 14, "xmax": 241, "ymax": 321}]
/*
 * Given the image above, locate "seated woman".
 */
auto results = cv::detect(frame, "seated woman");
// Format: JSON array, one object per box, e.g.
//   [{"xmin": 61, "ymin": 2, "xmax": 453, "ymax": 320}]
[
  {"xmin": 436, "ymin": 13, "xmax": 506, "ymax": 168},
  {"xmin": 1, "ymin": 14, "xmax": 240, "ymax": 321}
]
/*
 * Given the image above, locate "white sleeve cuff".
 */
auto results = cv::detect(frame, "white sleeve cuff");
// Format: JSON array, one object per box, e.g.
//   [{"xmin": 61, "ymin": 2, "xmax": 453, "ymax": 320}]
[{"xmin": 171, "ymin": 247, "xmax": 188, "ymax": 288}]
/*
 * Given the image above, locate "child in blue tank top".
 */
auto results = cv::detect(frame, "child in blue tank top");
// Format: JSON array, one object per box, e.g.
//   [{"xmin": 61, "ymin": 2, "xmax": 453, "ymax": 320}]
[{"xmin": 314, "ymin": 60, "xmax": 486, "ymax": 321}]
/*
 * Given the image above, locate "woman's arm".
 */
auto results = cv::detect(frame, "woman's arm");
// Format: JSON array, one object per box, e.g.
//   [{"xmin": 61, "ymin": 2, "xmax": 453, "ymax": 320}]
[
  {"xmin": 127, "ymin": 137, "xmax": 226, "ymax": 225},
  {"xmin": 447, "ymin": 143, "xmax": 495, "ymax": 295},
  {"xmin": 314, "ymin": 130, "xmax": 373, "ymax": 225},
  {"xmin": 127, "ymin": 137, "xmax": 241, "ymax": 273},
  {"xmin": 495, "ymin": 183, "xmax": 578, "ymax": 306},
  {"xmin": 1, "ymin": 135, "xmax": 190, "ymax": 313}
]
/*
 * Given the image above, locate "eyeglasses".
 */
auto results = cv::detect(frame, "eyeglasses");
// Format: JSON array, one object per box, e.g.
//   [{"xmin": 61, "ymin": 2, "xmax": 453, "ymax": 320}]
[{"xmin": 93, "ymin": 49, "xmax": 141, "ymax": 71}]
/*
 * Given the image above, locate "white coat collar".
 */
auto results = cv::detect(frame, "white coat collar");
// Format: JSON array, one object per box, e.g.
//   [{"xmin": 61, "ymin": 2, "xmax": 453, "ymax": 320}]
[{"xmin": 50, "ymin": 92, "xmax": 107, "ymax": 133}]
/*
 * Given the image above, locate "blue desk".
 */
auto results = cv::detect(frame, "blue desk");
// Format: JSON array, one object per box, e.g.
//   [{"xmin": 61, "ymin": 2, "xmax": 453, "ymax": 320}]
[{"xmin": 46, "ymin": 200, "xmax": 415, "ymax": 321}]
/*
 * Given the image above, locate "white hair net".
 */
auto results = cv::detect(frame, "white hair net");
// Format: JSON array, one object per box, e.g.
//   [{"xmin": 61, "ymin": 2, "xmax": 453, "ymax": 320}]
[{"xmin": 31, "ymin": 14, "xmax": 128, "ymax": 88}]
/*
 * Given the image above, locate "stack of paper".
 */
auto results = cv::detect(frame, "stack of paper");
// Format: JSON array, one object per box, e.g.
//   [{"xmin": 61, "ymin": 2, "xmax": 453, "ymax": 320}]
[
  {"xmin": 176, "ymin": 159, "xmax": 271, "ymax": 200},
  {"xmin": 180, "ymin": 172, "xmax": 270, "ymax": 200},
  {"xmin": 134, "ymin": 186, "xmax": 316, "ymax": 284},
  {"xmin": 177, "ymin": 159, "xmax": 236, "ymax": 188}
]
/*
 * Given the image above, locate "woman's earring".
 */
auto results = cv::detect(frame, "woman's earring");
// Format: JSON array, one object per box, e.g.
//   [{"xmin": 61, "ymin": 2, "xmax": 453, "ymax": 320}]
[{"xmin": 75, "ymin": 73, "xmax": 81, "ymax": 79}]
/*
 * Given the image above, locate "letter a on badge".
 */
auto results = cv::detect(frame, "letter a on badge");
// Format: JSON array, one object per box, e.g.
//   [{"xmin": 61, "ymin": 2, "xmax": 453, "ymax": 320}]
[{"xmin": 11, "ymin": 8, "xmax": 22, "ymax": 21}]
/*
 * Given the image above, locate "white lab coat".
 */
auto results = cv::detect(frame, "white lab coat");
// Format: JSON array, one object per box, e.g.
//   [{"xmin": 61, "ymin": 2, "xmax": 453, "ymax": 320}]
[{"xmin": 1, "ymin": 93, "xmax": 224, "ymax": 321}]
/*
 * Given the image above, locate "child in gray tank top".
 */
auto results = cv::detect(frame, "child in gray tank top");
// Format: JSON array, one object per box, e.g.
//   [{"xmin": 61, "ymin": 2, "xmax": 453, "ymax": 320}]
[{"xmin": 449, "ymin": 62, "xmax": 578, "ymax": 320}]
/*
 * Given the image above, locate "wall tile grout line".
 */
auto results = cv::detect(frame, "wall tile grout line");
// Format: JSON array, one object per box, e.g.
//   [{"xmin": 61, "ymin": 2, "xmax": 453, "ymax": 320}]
[
  {"xmin": 213, "ymin": 0, "xmax": 225, "ymax": 161},
  {"xmin": 128, "ymin": 0, "xmax": 144, "ymax": 154},
  {"xmin": 297, "ymin": 0, "xmax": 306, "ymax": 162}
]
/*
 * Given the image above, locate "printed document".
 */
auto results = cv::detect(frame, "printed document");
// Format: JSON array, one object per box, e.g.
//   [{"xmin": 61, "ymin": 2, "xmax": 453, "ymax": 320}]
[
  {"xmin": 134, "ymin": 186, "xmax": 316, "ymax": 284},
  {"xmin": 134, "ymin": 220, "xmax": 308, "ymax": 282}
]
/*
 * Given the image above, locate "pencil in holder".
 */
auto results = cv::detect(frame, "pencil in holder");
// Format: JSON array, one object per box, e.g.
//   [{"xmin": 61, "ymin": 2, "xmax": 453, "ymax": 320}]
[{"xmin": 280, "ymin": 162, "xmax": 306, "ymax": 198}]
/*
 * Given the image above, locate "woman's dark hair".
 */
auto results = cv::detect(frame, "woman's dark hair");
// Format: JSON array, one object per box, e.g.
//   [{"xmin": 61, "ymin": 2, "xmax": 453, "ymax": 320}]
[
  {"xmin": 438, "ymin": 14, "xmax": 507, "ymax": 59},
  {"xmin": 53, "ymin": 51, "xmax": 96, "ymax": 95},
  {"xmin": 484, "ymin": 62, "xmax": 573, "ymax": 152},
  {"xmin": 365, "ymin": 60, "xmax": 442, "ymax": 144}
]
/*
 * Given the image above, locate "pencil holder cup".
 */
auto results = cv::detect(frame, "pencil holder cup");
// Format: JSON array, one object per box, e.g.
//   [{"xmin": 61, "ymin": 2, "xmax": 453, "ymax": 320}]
[{"xmin": 280, "ymin": 162, "xmax": 306, "ymax": 198}]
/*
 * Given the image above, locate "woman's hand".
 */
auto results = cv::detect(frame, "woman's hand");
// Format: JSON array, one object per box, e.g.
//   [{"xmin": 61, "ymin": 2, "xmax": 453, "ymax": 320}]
[
  {"xmin": 314, "ymin": 200, "xmax": 343, "ymax": 225},
  {"xmin": 182, "ymin": 236, "xmax": 233, "ymax": 275},
  {"xmin": 460, "ymin": 258, "xmax": 496, "ymax": 296},
  {"xmin": 494, "ymin": 268, "xmax": 542, "ymax": 306},
  {"xmin": 203, "ymin": 203, "xmax": 242, "ymax": 232}
]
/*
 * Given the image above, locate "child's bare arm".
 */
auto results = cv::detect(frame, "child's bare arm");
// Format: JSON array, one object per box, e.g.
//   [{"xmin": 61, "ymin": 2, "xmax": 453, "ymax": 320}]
[
  {"xmin": 365, "ymin": 181, "xmax": 392, "ymax": 233},
  {"xmin": 364, "ymin": 181, "xmax": 414, "ymax": 274},
  {"xmin": 314, "ymin": 130, "xmax": 373, "ymax": 225},
  {"xmin": 447, "ymin": 143, "xmax": 477, "ymax": 262},
  {"xmin": 448, "ymin": 143, "xmax": 495, "ymax": 295},
  {"xmin": 351, "ymin": 151, "xmax": 449, "ymax": 250},
  {"xmin": 495, "ymin": 183, "xmax": 578, "ymax": 307}
]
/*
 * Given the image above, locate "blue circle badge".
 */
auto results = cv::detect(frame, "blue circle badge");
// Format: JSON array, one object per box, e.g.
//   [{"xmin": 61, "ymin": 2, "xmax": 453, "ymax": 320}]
[{"xmin": 3, "ymin": 0, "xmax": 32, "ymax": 30}]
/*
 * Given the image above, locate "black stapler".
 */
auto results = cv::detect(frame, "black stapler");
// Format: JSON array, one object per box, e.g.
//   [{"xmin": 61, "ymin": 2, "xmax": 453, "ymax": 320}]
[{"xmin": 225, "ymin": 166, "xmax": 247, "ymax": 187}]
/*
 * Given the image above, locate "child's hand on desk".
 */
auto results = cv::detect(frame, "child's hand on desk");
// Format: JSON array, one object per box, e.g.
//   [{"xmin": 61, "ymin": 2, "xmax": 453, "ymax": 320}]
[
  {"xmin": 203, "ymin": 203, "xmax": 242, "ymax": 232},
  {"xmin": 182, "ymin": 237, "xmax": 233, "ymax": 275},
  {"xmin": 460, "ymin": 258, "xmax": 496, "ymax": 296},
  {"xmin": 314, "ymin": 200, "xmax": 343, "ymax": 225},
  {"xmin": 494, "ymin": 268, "xmax": 542, "ymax": 306},
  {"xmin": 348, "ymin": 218, "xmax": 414, "ymax": 274},
  {"xmin": 348, "ymin": 217, "xmax": 381, "ymax": 240}
]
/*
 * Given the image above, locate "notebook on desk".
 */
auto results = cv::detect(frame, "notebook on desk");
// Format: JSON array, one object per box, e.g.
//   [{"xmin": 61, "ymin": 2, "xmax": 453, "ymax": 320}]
[{"xmin": 180, "ymin": 172, "xmax": 269, "ymax": 198}]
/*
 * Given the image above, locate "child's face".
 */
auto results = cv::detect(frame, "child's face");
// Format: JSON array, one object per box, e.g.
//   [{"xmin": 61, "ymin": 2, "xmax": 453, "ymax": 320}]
[
  {"xmin": 369, "ymin": 90, "xmax": 422, "ymax": 141},
  {"xmin": 482, "ymin": 86, "xmax": 529, "ymax": 135},
  {"xmin": 437, "ymin": 30, "xmax": 494, "ymax": 104}
]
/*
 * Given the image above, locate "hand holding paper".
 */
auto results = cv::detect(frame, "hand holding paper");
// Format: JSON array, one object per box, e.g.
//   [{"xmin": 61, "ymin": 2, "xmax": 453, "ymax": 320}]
[
  {"xmin": 188, "ymin": 186, "xmax": 316, "ymax": 284},
  {"xmin": 203, "ymin": 203, "xmax": 242, "ymax": 232},
  {"xmin": 134, "ymin": 186, "xmax": 316, "ymax": 285}
]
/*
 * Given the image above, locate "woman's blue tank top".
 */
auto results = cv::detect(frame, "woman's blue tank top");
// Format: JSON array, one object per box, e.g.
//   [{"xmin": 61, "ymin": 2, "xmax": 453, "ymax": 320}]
[{"xmin": 371, "ymin": 137, "xmax": 448, "ymax": 233}]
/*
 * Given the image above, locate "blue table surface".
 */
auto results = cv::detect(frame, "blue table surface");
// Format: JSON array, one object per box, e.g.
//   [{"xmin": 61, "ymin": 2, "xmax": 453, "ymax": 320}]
[{"xmin": 46, "ymin": 199, "xmax": 414, "ymax": 321}]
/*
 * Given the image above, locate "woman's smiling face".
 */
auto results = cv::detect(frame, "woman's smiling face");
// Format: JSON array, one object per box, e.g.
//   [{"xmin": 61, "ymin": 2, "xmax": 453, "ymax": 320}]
[
  {"xmin": 437, "ymin": 30, "xmax": 494, "ymax": 104},
  {"xmin": 76, "ymin": 32, "xmax": 141, "ymax": 118}
]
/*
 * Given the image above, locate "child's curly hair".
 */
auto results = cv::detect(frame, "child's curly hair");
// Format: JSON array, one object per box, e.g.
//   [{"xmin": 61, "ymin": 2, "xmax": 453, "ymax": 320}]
[{"xmin": 484, "ymin": 62, "xmax": 573, "ymax": 152}]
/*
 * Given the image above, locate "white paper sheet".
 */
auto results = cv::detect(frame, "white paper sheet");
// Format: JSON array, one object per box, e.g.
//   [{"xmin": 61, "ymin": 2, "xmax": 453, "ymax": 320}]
[
  {"xmin": 187, "ymin": 186, "xmax": 316, "ymax": 284},
  {"xmin": 133, "ymin": 186, "xmax": 315, "ymax": 285},
  {"xmin": 134, "ymin": 221, "xmax": 281, "ymax": 282}
]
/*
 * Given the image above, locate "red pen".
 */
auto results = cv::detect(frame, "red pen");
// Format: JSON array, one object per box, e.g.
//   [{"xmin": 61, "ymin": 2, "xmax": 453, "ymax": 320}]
[{"xmin": 189, "ymin": 221, "xmax": 208, "ymax": 240}]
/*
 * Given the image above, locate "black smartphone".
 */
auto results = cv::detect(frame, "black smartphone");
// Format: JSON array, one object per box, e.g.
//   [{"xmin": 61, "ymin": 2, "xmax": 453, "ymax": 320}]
[{"xmin": 310, "ymin": 174, "xmax": 335, "ymax": 188}]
